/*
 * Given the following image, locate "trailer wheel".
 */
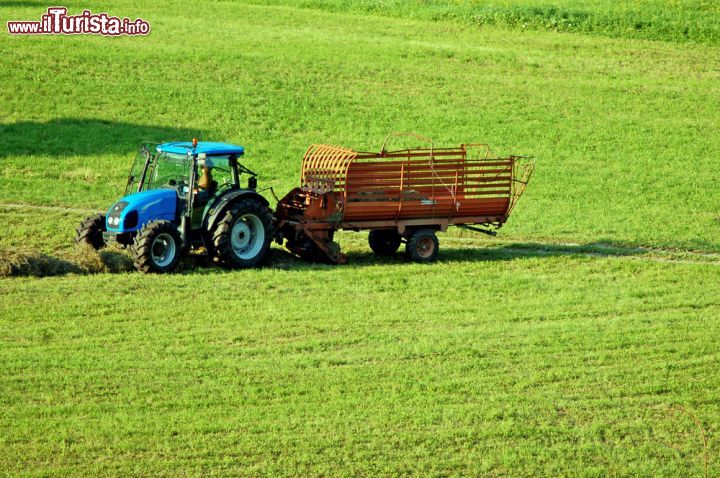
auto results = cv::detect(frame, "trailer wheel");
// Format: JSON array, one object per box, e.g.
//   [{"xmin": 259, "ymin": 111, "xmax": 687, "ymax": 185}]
[
  {"xmin": 213, "ymin": 198, "xmax": 272, "ymax": 268},
  {"xmin": 75, "ymin": 213, "xmax": 106, "ymax": 250},
  {"xmin": 133, "ymin": 220, "xmax": 183, "ymax": 273},
  {"xmin": 406, "ymin": 229, "xmax": 439, "ymax": 263},
  {"xmin": 368, "ymin": 230, "xmax": 402, "ymax": 256}
]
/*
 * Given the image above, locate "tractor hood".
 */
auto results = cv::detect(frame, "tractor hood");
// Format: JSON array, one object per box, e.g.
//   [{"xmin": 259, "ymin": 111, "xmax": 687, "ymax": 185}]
[{"xmin": 106, "ymin": 189, "xmax": 178, "ymax": 233}]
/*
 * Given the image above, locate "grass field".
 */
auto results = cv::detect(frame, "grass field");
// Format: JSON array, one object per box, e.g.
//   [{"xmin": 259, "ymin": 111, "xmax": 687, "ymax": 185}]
[{"xmin": 1, "ymin": 1, "xmax": 719, "ymax": 476}]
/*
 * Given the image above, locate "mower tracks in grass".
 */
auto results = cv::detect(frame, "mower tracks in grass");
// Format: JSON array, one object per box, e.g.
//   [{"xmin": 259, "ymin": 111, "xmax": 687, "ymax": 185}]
[
  {"xmin": 0, "ymin": 202, "xmax": 100, "ymax": 215},
  {"xmin": 1, "ymin": 202, "xmax": 718, "ymax": 275},
  {"xmin": 432, "ymin": 238, "xmax": 720, "ymax": 267}
]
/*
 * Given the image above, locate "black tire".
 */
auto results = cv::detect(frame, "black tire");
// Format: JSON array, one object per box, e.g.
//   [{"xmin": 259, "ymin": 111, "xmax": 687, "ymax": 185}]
[
  {"xmin": 368, "ymin": 229, "xmax": 402, "ymax": 256},
  {"xmin": 132, "ymin": 220, "xmax": 182, "ymax": 273},
  {"xmin": 405, "ymin": 229, "xmax": 439, "ymax": 263},
  {"xmin": 212, "ymin": 199, "xmax": 272, "ymax": 268},
  {"xmin": 75, "ymin": 213, "xmax": 106, "ymax": 250}
]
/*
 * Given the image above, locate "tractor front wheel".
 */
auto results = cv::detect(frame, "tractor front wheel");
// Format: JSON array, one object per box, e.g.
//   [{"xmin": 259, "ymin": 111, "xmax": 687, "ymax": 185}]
[
  {"xmin": 213, "ymin": 199, "xmax": 272, "ymax": 268},
  {"xmin": 132, "ymin": 220, "xmax": 183, "ymax": 273},
  {"xmin": 368, "ymin": 229, "xmax": 402, "ymax": 256},
  {"xmin": 405, "ymin": 229, "xmax": 439, "ymax": 263},
  {"xmin": 75, "ymin": 213, "xmax": 106, "ymax": 250}
]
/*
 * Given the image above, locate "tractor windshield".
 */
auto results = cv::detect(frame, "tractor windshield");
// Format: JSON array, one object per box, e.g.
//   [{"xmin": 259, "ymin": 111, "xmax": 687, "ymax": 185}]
[
  {"xmin": 145, "ymin": 152, "xmax": 192, "ymax": 194},
  {"xmin": 125, "ymin": 143, "xmax": 155, "ymax": 196}
]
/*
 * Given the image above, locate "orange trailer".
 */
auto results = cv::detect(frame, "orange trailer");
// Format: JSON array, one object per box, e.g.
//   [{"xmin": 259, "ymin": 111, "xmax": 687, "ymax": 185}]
[{"xmin": 274, "ymin": 133, "xmax": 534, "ymax": 263}]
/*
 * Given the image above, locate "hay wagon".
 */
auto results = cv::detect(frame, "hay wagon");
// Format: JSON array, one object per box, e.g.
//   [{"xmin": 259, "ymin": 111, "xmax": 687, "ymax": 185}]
[{"xmin": 274, "ymin": 133, "xmax": 534, "ymax": 263}]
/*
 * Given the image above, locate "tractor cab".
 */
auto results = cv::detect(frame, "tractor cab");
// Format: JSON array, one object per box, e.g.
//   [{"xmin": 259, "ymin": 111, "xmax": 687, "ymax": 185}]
[
  {"xmin": 77, "ymin": 139, "xmax": 272, "ymax": 273},
  {"xmin": 127, "ymin": 140, "xmax": 251, "ymax": 199}
]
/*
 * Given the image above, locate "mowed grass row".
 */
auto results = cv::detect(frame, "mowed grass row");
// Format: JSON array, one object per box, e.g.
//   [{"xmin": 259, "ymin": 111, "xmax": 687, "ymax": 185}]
[
  {"xmin": 1, "ymin": 256, "xmax": 719, "ymax": 476},
  {"xmin": 1, "ymin": 0, "xmax": 719, "ymax": 252},
  {"xmin": 254, "ymin": 0, "xmax": 720, "ymax": 44}
]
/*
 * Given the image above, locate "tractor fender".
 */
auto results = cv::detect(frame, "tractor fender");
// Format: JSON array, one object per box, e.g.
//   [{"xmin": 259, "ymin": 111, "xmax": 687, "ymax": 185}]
[{"xmin": 203, "ymin": 189, "xmax": 270, "ymax": 233}]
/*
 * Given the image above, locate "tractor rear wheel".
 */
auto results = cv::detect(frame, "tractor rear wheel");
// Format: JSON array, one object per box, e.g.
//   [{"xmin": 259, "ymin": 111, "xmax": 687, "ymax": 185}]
[
  {"xmin": 75, "ymin": 213, "xmax": 106, "ymax": 250},
  {"xmin": 213, "ymin": 199, "xmax": 272, "ymax": 268},
  {"xmin": 368, "ymin": 229, "xmax": 402, "ymax": 256},
  {"xmin": 405, "ymin": 229, "xmax": 439, "ymax": 263},
  {"xmin": 132, "ymin": 220, "xmax": 183, "ymax": 273}
]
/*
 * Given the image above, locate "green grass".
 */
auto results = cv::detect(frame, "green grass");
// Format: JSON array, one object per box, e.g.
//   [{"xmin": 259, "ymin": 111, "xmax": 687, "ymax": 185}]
[
  {"xmin": 1, "ymin": 1, "xmax": 719, "ymax": 475},
  {"xmin": 252, "ymin": 0, "xmax": 720, "ymax": 44},
  {"xmin": 2, "ymin": 255, "xmax": 719, "ymax": 476}
]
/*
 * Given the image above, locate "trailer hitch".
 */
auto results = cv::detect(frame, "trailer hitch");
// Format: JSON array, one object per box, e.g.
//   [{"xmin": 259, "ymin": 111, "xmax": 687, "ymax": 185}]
[{"xmin": 458, "ymin": 225, "xmax": 497, "ymax": 236}]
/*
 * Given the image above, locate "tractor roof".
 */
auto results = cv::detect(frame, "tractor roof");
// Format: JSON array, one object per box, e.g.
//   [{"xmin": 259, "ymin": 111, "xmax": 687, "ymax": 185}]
[{"xmin": 156, "ymin": 141, "xmax": 245, "ymax": 157}]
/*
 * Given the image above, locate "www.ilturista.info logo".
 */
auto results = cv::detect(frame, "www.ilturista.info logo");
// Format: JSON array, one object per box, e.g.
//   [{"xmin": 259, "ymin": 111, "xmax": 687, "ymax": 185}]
[{"xmin": 7, "ymin": 7, "xmax": 150, "ymax": 36}]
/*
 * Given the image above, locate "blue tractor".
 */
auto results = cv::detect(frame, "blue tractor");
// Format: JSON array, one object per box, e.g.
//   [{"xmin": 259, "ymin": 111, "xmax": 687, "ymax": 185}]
[{"xmin": 75, "ymin": 140, "xmax": 273, "ymax": 273}]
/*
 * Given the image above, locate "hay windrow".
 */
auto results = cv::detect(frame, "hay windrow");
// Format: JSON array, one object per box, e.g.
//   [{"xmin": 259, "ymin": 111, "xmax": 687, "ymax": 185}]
[{"xmin": 0, "ymin": 246, "xmax": 134, "ymax": 278}]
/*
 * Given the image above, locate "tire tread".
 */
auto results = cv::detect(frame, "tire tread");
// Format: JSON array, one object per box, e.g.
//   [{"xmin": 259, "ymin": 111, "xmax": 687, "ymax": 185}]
[
  {"xmin": 132, "ymin": 220, "xmax": 182, "ymax": 273},
  {"xmin": 212, "ymin": 199, "xmax": 272, "ymax": 268},
  {"xmin": 74, "ymin": 213, "xmax": 106, "ymax": 249},
  {"xmin": 405, "ymin": 229, "xmax": 439, "ymax": 263}
]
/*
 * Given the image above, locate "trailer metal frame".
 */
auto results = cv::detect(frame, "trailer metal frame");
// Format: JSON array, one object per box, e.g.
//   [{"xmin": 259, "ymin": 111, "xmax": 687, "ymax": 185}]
[{"xmin": 275, "ymin": 133, "xmax": 534, "ymax": 263}]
